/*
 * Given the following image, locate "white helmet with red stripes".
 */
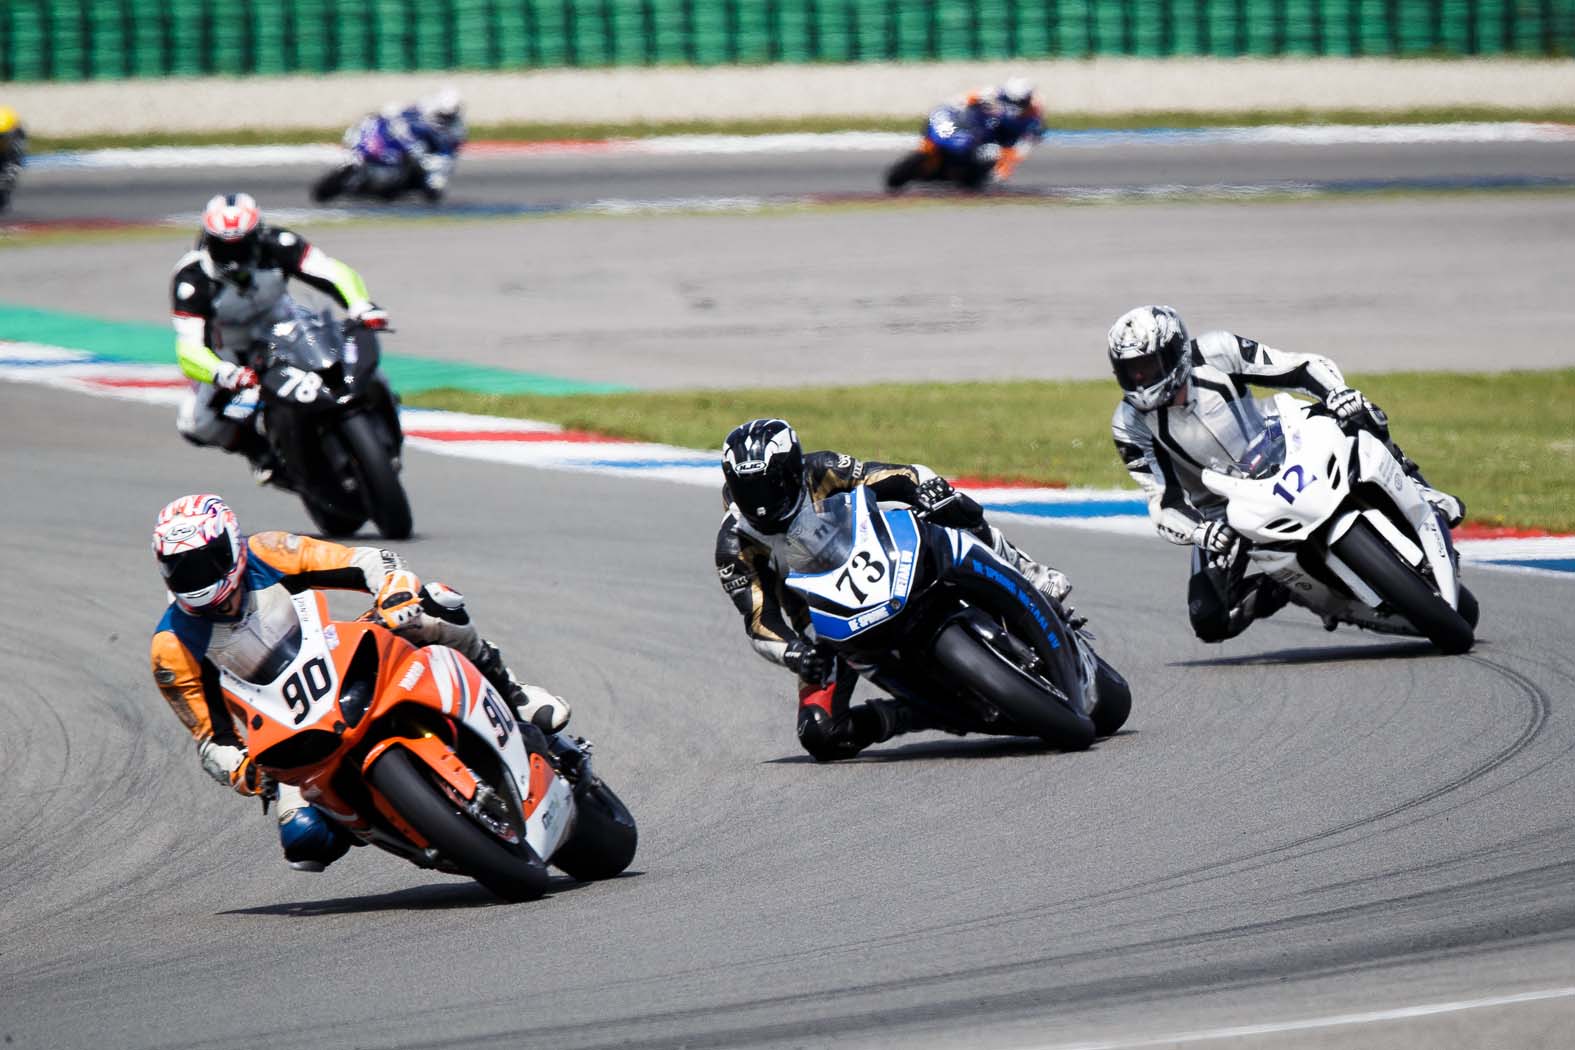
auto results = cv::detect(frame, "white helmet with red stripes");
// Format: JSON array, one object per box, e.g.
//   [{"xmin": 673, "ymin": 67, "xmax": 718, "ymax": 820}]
[
  {"xmin": 199, "ymin": 192, "xmax": 263, "ymax": 281},
  {"xmin": 153, "ymin": 494, "xmax": 248, "ymax": 613}
]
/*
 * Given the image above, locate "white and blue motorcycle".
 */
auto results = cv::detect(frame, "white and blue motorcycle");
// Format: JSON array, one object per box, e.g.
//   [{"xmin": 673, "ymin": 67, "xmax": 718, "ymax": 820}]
[
  {"xmin": 779, "ymin": 485, "xmax": 1130, "ymax": 750},
  {"xmin": 1201, "ymin": 394, "xmax": 1477, "ymax": 654}
]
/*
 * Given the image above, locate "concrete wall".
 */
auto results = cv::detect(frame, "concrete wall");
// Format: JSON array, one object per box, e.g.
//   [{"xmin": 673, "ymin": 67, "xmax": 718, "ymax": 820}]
[{"xmin": 8, "ymin": 58, "xmax": 1575, "ymax": 137}]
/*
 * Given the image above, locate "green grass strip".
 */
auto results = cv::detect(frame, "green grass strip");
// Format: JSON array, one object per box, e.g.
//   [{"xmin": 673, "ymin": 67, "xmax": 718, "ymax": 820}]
[
  {"xmin": 408, "ymin": 370, "xmax": 1575, "ymax": 533},
  {"xmin": 30, "ymin": 106, "xmax": 1575, "ymax": 153},
  {"xmin": 0, "ymin": 302, "xmax": 626, "ymax": 396}
]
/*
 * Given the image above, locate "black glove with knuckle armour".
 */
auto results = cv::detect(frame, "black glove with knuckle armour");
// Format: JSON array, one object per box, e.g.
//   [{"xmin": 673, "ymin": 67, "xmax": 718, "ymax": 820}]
[
  {"xmin": 914, "ymin": 476, "xmax": 959, "ymax": 515},
  {"xmin": 783, "ymin": 638, "xmax": 834, "ymax": 684}
]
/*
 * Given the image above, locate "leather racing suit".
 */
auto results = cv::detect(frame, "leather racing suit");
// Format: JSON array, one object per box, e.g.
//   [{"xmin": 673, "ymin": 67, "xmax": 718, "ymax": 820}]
[
  {"xmin": 1111, "ymin": 330, "xmax": 1442, "ymax": 642},
  {"xmin": 346, "ymin": 106, "xmax": 466, "ymax": 195},
  {"xmin": 169, "ymin": 228, "xmax": 376, "ymax": 455},
  {"xmin": 715, "ymin": 451, "xmax": 1067, "ymax": 761},
  {"xmin": 953, "ymin": 88, "xmax": 1045, "ymax": 180},
  {"xmin": 150, "ymin": 531, "xmax": 555, "ymax": 868}
]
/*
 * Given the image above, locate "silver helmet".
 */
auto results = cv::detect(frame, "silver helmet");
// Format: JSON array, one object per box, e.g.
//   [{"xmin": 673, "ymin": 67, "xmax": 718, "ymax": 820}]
[{"xmin": 1107, "ymin": 305, "xmax": 1192, "ymax": 412}]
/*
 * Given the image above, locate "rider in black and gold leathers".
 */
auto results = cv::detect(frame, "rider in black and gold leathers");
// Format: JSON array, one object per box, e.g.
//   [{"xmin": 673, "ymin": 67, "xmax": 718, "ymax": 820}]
[{"xmin": 715, "ymin": 418, "xmax": 1071, "ymax": 761}]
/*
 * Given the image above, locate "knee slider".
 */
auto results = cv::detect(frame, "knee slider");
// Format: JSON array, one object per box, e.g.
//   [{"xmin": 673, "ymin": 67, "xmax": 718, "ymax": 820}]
[
  {"xmin": 419, "ymin": 582, "xmax": 470, "ymax": 625},
  {"xmin": 279, "ymin": 806, "xmax": 352, "ymax": 867}
]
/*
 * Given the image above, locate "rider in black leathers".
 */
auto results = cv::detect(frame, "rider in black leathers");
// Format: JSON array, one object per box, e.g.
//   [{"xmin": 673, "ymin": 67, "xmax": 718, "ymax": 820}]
[{"xmin": 715, "ymin": 418, "xmax": 1071, "ymax": 761}]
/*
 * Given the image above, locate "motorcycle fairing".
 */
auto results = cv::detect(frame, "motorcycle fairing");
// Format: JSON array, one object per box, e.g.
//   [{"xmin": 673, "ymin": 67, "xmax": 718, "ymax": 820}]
[
  {"xmin": 1200, "ymin": 396, "xmax": 1460, "ymax": 633},
  {"xmin": 784, "ymin": 492, "xmax": 922, "ymax": 642},
  {"xmin": 219, "ymin": 594, "xmax": 573, "ymax": 862}
]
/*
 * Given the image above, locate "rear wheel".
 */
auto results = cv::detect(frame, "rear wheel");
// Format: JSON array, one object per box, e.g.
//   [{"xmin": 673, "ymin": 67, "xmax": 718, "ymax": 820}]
[
  {"xmin": 340, "ymin": 413, "xmax": 413, "ymax": 540},
  {"xmin": 366, "ymin": 747, "xmax": 549, "ymax": 902},
  {"xmin": 551, "ymin": 778, "xmax": 638, "ymax": 882},
  {"xmin": 1332, "ymin": 518, "xmax": 1474, "ymax": 654},
  {"xmin": 932, "ymin": 622, "xmax": 1095, "ymax": 750}
]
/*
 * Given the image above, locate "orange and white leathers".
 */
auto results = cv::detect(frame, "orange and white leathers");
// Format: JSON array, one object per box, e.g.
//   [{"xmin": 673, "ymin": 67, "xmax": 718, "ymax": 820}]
[
  {"xmin": 150, "ymin": 531, "xmax": 543, "ymax": 793},
  {"xmin": 218, "ymin": 590, "xmax": 576, "ymax": 864}
]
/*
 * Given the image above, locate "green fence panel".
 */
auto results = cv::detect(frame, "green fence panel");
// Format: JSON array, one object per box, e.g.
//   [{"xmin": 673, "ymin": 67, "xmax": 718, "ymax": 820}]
[{"xmin": 6, "ymin": 0, "xmax": 1575, "ymax": 81}]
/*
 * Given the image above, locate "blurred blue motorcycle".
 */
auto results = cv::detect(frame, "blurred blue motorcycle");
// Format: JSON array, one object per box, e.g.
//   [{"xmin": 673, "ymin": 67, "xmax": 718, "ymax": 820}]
[{"xmin": 312, "ymin": 103, "xmax": 464, "ymax": 205}]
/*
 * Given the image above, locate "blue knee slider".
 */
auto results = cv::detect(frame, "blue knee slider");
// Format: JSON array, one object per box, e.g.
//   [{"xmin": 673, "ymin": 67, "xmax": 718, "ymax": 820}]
[{"xmin": 279, "ymin": 805, "xmax": 352, "ymax": 871}]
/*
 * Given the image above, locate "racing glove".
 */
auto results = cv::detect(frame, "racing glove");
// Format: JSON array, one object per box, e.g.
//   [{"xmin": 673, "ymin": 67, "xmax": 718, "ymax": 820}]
[
  {"xmin": 1324, "ymin": 387, "xmax": 1389, "ymax": 434},
  {"xmin": 213, "ymin": 362, "xmax": 258, "ymax": 391},
  {"xmin": 913, "ymin": 476, "xmax": 960, "ymax": 515},
  {"xmin": 374, "ymin": 570, "xmax": 424, "ymax": 631},
  {"xmin": 199, "ymin": 739, "xmax": 273, "ymax": 797},
  {"xmin": 349, "ymin": 301, "xmax": 390, "ymax": 330},
  {"xmin": 783, "ymin": 639, "xmax": 834, "ymax": 684},
  {"xmin": 1193, "ymin": 521, "xmax": 1240, "ymax": 560}
]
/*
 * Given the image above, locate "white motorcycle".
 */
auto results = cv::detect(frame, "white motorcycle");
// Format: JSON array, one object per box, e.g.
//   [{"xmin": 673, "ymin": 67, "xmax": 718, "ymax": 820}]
[{"xmin": 1200, "ymin": 394, "xmax": 1477, "ymax": 654}]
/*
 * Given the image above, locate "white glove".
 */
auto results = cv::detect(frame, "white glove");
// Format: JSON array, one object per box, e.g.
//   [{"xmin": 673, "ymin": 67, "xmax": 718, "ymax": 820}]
[
  {"xmin": 213, "ymin": 362, "xmax": 258, "ymax": 391},
  {"xmin": 198, "ymin": 739, "xmax": 272, "ymax": 796},
  {"xmin": 1193, "ymin": 520, "xmax": 1240, "ymax": 557},
  {"xmin": 199, "ymin": 739, "xmax": 245, "ymax": 786}
]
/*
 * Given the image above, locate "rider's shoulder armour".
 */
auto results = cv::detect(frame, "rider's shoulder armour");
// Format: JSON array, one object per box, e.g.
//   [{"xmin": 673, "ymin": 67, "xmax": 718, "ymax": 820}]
[{"xmin": 256, "ymin": 226, "xmax": 310, "ymax": 273}]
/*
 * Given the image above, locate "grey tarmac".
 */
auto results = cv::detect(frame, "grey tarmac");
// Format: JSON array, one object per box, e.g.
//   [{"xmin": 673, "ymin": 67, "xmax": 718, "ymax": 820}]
[
  {"xmin": 1, "ymin": 381, "xmax": 1572, "ymax": 1050},
  {"xmin": 5, "ymin": 193, "xmax": 1575, "ymax": 387}
]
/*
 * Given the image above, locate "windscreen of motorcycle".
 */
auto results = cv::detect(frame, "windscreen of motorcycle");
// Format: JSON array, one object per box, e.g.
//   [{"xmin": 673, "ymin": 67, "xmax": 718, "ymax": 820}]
[
  {"xmin": 269, "ymin": 306, "xmax": 342, "ymax": 372},
  {"xmin": 1218, "ymin": 417, "xmax": 1288, "ymax": 480}
]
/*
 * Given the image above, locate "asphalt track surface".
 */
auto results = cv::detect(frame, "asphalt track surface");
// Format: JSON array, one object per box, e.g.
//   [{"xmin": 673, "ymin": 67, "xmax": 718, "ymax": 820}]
[
  {"xmin": 4, "ymin": 380, "xmax": 1575, "ymax": 1050},
  {"xmin": 6, "ymin": 144, "xmax": 1575, "ymax": 386},
  {"xmin": 4, "ymin": 143, "xmax": 1575, "ymax": 1049},
  {"xmin": 14, "ymin": 139, "xmax": 1575, "ymax": 225}
]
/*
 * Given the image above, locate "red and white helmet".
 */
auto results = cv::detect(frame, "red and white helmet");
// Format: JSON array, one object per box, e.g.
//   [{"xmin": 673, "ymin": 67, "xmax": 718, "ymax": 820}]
[
  {"xmin": 199, "ymin": 192, "xmax": 262, "ymax": 278},
  {"xmin": 153, "ymin": 494, "xmax": 248, "ymax": 613}
]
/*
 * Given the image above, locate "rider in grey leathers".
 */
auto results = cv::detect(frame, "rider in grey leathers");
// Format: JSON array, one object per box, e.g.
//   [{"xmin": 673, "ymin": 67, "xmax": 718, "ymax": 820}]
[{"xmin": 1107, "ymin": 305, "xmax": 1464, "ymax": 643}]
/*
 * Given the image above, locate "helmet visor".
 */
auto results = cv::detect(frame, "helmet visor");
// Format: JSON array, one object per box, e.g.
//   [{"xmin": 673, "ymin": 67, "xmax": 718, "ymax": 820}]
[
  {"xmin": 729, "ymin": 466, "xmax": 803, "ymax": 528},
  {"xmin": 158, "ymin": 531, "xmax": 236, "ymax": 594},
  {"xmin": 1114, "ymin": 339, "xmax": 1185, "ymax": 394}
]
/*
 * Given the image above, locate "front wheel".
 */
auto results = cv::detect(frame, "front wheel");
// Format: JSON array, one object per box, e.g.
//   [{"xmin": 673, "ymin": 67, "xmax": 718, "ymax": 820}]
[
  {"xmin": 1331, "ymin": 518, "xmax": 1474, "ymax": 654},
  {"xmin": 1089, "ymin": 654, "xmax": 1131, "ymax": 738},
  {"xmin": 311, "ymin": 165, "xmax": 353, "ymax": 203},
  {"xmin": 339, "ymin": 413, "xmax": 412, "ymax": 539},
  {"xmin": 885, "ymin": 150, "xmax": 928, "ymax": 192},
  {"xmin": 366, "ymin": 747, "xmax": 549, "ymax": 902},
  {"xmin": 931, "ymin": 622, "xmax": 1095, "ymax": 750},
  {"xmin": 551, "ymin": 777, "xmax": 637, "ymax": 882}
]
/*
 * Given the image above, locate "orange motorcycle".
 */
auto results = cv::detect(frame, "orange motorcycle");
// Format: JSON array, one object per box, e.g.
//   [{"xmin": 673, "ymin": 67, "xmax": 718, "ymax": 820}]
[{"xmin": 220, "ymin": 590, "xmax": 636, "ymax": 901}]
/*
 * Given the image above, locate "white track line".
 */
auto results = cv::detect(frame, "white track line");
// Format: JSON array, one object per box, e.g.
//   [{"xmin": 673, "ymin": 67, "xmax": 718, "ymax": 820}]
[{"xmin": 1015, "ymin": 985, "xmax": 1575, "ymax": 1050}]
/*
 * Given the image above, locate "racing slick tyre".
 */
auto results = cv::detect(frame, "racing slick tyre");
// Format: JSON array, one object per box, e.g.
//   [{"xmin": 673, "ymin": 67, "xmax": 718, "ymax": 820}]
[
  {"xmin": 1457, "ymin": 584, "xmax": 1480, "ymax": 630},
  {"xmin": 550, "ymin": 777, "xmax": 638, "ymax": 882},
  {"xmin": 885, "ymin": 151, "xmax": 928, "ymax": 192},
  {"xmin": 1090, "ymin": 654, "xmax": 1132, "ymax": 738},
  {"xmin": 1332, "ymin": 518, "xmax": 1475, "ymax": 654},
  {"xmin": 932, "ymin": 622, "xmax": 1096, "ymax": 750},
  {"xmin": 339, "ymin": 413, "xmax": 413, "ymax": 540},
  {"xmin": 310, "ymin": 165, "xmax": 353, "ymax": 203},
  {"xmin": 367, "ymin": 747, "xmax": 550, "ymax": 902},
  {"xmin": 302, "ymin": 494, "xmax": 366, "ymax": 537}
]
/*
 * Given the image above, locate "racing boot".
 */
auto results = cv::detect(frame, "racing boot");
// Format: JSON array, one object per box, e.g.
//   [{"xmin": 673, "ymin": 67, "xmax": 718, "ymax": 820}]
[
  {"xmin": 230, "ymin": 425, "xmax": 283, "ymax": 489},
  {"xmin": 412, "ymin": 583, "xmax": 573, "ymax": 734},
  {"xmin": 277, "ymin": 784, "xmax": 352, "ymax": 872},
  {"xmin": 1221, "ymin": 575, "xmax": 1292, "ymax": 639},
  {"xmin": 471, "ymin": 641, "xmax": 571, "ymax": 734},
  {"xmin": 1390, "ymin": 442, "xmax": 1465, "ymax": 528},
  {"xmin": 983, "ymin": 526, "xmax": 1073, "ymax": 605}
]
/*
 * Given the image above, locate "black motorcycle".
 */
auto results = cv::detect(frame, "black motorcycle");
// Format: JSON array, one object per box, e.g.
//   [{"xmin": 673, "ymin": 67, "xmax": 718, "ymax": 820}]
[{"xmin": 241, "ymin": 305, "xmax": 412, "ymax": 539}]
